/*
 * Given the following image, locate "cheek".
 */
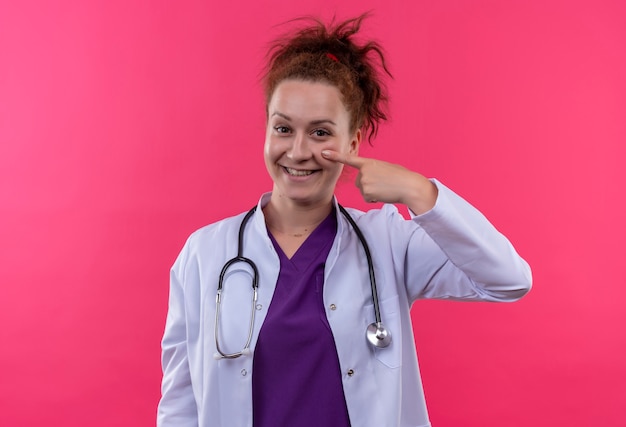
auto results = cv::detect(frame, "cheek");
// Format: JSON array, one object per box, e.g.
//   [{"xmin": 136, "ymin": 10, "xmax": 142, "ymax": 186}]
[
  {"xmin": 264, "ymin": 135, "xmax": 282, "ymax": 159},
  {"xmin": 264, "ymin": 124, "xmax": 279, "ymax": 153},
  {"xmin": 310, "ymin": 141, "xmax": 337, "ymax": 164},
  {"xmin": 262, "ymin": 141, "xmax": 271, "ymax": 165},
  {"xmin": 316, "ymin": 137, "xmax": 351, "ymax": 154}
]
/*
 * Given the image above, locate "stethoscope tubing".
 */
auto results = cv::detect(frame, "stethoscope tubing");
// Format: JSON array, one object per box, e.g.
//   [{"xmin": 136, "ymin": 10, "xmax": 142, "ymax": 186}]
[
  {"xmin": 215, "ymin": 207, "xmax": 259, "ymax": 359},
  {"xmin": 214, "ymin": 204, "xmax": 390, "ymax": 359},
  {"xmin": 337, "ymin": 205, "xmax": 382, "ymax": 325}
]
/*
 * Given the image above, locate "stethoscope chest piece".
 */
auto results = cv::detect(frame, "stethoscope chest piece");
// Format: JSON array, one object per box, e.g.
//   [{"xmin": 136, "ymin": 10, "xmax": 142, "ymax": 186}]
[{"xmin": 366, "ymin": 322, "xmax": 392, "ymax": 348}]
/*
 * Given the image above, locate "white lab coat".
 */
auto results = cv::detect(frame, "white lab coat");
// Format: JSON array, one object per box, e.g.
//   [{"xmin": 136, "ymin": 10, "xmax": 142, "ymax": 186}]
[{"xmin": 158, "ymin": 180, "xmax": 532, "ymax": 427}]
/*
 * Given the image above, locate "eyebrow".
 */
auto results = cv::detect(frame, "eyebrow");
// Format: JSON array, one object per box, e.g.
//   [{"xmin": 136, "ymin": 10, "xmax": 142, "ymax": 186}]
[{"xmin": 271, "ymin": 111, "xmax": 337, "ymax": 126}]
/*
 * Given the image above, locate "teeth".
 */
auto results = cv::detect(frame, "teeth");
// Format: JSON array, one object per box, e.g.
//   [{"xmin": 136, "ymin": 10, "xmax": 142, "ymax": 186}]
[{"xmin": 285, "ymin": 167, "xmax": 314, "ymax": 176}]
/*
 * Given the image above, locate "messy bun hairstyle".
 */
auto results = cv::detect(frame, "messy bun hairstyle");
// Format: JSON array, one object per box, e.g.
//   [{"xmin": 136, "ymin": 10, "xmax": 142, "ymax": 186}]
[{"xmin": 263, "ymin": 13, "xmax": 392, "ymax": 143}]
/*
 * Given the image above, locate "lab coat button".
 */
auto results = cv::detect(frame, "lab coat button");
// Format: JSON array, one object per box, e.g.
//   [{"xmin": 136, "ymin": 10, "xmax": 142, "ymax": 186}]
[
  {"xmin": 241, "ymin": 369, "xmax": 247, "ymax": 377},
  {"xmin": 347, "ymin": 369, "xmax": 355, "ymax": 377},
  {"xmin": 329, "ymin": 304, "xmax": 337, "ymax": 311},
  {"xmin": 256, "ymin": 304, "xmax": 262, "ymax": 310}
]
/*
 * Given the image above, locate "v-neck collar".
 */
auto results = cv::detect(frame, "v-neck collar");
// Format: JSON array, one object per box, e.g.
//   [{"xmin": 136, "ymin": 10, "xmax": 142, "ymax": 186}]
[{"xmin": 268, "ymin": 208, "xmax": 337, "ymax": 271}]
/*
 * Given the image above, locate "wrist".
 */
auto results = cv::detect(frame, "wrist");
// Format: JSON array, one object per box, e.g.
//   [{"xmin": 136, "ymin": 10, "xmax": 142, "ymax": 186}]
[{"xmin": 403, "ymin": 175, "xmax": 438, "ymax": 215}]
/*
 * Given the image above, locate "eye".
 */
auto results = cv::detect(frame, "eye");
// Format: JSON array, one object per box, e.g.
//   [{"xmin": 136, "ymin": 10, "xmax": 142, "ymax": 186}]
[
  {"xmin": 311, "ymin": 128, "xmax": 331, "ymax": 138},
  {"xmin": 274, "ymin": 125, "xmax": 291, "ymax": 134}
]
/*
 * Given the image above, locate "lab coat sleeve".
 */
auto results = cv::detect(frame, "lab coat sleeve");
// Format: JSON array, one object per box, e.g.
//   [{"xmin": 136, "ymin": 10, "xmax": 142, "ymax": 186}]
[
  {"xmin": 405, "ymin": 179, "xmax": 532, "ymax": 302},
  {"xmin": 157, "ymin": 244, "xmax": 199, "ymax": 427}
]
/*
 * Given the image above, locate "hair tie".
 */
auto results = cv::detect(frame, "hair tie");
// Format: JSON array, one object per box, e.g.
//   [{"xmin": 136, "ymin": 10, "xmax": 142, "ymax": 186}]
[{"xmin": 326, "ymin": 53, "xmax": 339, "ymax": 62}]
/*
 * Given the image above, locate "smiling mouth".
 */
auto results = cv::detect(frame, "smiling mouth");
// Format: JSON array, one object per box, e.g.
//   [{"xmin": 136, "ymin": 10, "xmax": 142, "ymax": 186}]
[{"xmin": 283, "ymin": 167, "xmax": 317, "ymax": 176}]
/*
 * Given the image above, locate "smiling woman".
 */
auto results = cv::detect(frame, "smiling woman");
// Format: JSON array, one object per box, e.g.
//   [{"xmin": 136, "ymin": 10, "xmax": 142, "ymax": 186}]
[
  {"xmin": 157, "ymin": 13, "xmax": 532, "ymax": 427},
  {"xmin": 264, "ymin": 80, "xmax": 358, "ymax": 227}
]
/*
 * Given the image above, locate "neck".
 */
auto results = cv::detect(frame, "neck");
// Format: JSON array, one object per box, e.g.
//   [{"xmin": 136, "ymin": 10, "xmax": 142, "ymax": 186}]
[{"xmin": 263, "ymin": 194, "xmax": 333, "ymax": 237}]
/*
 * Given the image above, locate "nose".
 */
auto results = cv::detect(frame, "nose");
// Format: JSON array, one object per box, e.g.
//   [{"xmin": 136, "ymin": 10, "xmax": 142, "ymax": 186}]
[{"xmin": 287, "ymin": 132, "xmax": 312, "ymax": 162}]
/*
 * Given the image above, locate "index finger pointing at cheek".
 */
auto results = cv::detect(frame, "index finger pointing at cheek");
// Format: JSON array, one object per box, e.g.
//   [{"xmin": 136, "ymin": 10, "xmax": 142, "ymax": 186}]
[{"xmin": 322, "ymin": 150, "xmax": 365, "ymax": 169}]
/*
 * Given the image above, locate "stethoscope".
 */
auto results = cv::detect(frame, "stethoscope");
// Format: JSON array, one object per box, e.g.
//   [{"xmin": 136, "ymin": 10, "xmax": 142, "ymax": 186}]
[{"xmin": 214, "ymin": 205, "xmax": 392, "ymax": 360}]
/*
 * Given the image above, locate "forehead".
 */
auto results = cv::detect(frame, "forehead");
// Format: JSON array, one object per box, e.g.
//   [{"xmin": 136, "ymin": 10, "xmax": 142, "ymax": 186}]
[{"xmin": 268, "ymin": 80, "xmax": 349, "ymax": 122}]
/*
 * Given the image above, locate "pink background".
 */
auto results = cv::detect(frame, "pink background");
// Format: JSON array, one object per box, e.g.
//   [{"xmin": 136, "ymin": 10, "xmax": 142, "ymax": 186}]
[{"xmin": 1, "ymin": 0, "xmax": 625, "ymax": 425}]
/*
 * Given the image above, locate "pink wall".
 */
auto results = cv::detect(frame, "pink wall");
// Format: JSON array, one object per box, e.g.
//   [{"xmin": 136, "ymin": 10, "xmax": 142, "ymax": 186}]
[{"xmin": 1, "ymin": 0, "xmax": 624, "ymax": 425}]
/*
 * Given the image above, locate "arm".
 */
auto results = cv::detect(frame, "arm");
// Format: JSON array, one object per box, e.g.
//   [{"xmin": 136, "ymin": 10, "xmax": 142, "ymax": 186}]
[
  {"xmin": 321, "ymin": 150, "xmax": 531, "ymax": 302},
  {"xmin": 157, "ymin": 249, "xmax": 198, "ymax": 427},
  {"xmin": 406, "ymin": 179, "xmax": 531, "ymax": 301}
]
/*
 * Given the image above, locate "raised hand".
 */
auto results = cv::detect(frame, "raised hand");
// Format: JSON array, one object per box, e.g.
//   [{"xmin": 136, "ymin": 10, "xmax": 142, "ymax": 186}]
[{"xmin": 321, "ymin": 150, "xmax": 438, "ymax": 215}]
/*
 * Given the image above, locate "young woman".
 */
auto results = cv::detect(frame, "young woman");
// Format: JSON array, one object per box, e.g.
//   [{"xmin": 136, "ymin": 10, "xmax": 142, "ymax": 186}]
[{"xmin": 158, "ymin": 14, "xmax": 531, "ymax": 427}]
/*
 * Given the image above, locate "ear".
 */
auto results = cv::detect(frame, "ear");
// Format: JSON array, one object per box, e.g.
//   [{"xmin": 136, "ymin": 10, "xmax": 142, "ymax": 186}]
[{"xmin": 349, "ymin": 129, "xmax": 362, "ymax": 155}]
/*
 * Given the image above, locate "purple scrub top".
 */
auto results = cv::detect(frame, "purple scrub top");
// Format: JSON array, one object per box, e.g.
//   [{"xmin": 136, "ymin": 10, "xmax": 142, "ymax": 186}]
[{"xmin": 252, "ymin": 209, "xmax": 351, "ymax": 426}]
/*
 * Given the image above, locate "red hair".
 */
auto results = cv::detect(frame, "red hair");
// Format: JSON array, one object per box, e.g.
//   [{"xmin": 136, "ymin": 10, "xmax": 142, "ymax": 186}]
[{"xmin": 263, "ymin": 13, "xmax": 392, "ymax": 143}]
